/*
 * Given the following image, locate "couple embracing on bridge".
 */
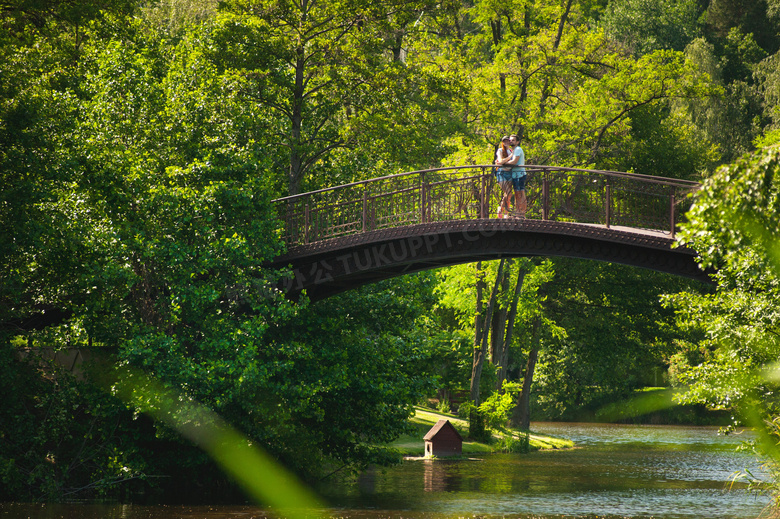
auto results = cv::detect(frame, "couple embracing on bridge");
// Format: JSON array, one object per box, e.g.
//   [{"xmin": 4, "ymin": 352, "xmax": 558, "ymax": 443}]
[{"xmin": 494, "ymin": 134, "xmax": 527, "ymax": 219}]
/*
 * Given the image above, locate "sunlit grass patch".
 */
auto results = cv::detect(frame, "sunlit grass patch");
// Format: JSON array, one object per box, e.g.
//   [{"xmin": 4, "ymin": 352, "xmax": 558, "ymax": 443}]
[{"xmin": 391, "ymin": 407, "xmax": 574, "ymax": 455}]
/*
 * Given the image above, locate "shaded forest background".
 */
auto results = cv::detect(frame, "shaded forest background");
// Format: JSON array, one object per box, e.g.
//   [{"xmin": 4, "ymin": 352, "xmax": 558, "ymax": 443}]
[{"xmin": 2, "ymin": 0, "xmax": 780, "ymax": 506}]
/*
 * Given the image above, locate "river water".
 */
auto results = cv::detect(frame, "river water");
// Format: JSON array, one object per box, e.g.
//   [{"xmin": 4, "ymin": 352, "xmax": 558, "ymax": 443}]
[
  {"xmin": 318, "ymin": 422, "xmax": 772, "ymax": 519},
  {"xmin": 1, "ymin": 422, "xmax": 773, "ymax": 519}
]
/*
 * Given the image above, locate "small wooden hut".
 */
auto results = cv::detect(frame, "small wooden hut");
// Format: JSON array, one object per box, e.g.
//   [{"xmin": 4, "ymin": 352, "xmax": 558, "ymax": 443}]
[{"xmin": 423, "ymin": 419, "xmax": 463, "ymax": 457}]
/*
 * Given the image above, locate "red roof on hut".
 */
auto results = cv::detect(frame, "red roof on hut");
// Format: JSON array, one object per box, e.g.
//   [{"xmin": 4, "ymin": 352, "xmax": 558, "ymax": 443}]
[{"xmin": 423, "ymin": 419, "xmax": 463, "ymax": 457}]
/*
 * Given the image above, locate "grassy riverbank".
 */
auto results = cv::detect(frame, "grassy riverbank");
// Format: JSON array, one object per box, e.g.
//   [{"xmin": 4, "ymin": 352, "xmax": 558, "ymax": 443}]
[{"xmin": 391, "ymin": 407, "xmax": 573, "ymax": 456}]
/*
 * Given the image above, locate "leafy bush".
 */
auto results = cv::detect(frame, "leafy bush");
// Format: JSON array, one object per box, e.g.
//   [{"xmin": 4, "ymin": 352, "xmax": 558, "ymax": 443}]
[
  {"xmin": 478, "ymin": 382, "xmax": 522, "ymax": 431},
  {"xmin": 467, "ymin": 407, "xmax": 490, "ymax": 443},
  {"xmin": 494, "ymin": 432, "xmax": 530, "ymax": 453},
  {"xmin": 458, "ymin": 400, "xmax": 475, "ymax": 420}
]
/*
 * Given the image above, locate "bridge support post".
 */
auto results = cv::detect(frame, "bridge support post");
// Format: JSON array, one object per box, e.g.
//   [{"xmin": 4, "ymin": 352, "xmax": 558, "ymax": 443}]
[
  {"xmin": 362, "ymin": 188, "xmax": 368, "ymax": 232},
  {"xmin": 480, "ymin": 172, "xmax": 486, "ymax": 219},
  {"xmin": 304, "ymin": 203, "xmax": 310, "ymax": 244},
  {"xmin": 670, "ymin": 190, "xmax": 676, "ymax": 239},
  {"xmin": 542, "ymin": 173, "xmax": 549, "ymax": 220},
  {"xmin": 420, "ymin": 172, "xmax": 427, "ymax": 224},
  {"xmin": 605, "ymin": 181, "xmax": 611, "ymax": 229}
]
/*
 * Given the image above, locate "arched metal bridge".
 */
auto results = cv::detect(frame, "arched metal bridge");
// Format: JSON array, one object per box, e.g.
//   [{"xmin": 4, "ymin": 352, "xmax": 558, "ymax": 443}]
[{"xmin": 268, "ymin": 165, "xmax": 710, "ymax": 300}]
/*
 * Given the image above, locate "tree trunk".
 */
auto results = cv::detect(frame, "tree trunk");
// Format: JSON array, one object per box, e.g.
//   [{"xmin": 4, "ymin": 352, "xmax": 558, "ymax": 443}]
[
  {"xmin": 490, "ymin": 262, "xmax": 510, "ymax": 365},
  {"xmin": 536, "ymin": 0, "xmax": 573, "ymax": 133},
  {"xmin": 289, "ymin": 43, "xmax": 306, "ymax": 196},
  {"xmin": 490, "ymin": 308, "xmax": 504, "ymax": 366},
  {"xmin": 496, "ymin": 261, "xmax": 526, "ymax": 390},
  {"xmin": 511, "ymin": 313, "xmax": 541, "ymax": 430},
  {"xmin": 470, "ymin": 259, "xmax": 505, "ymax": 405},
  {"xmin": 490, "ymin": 19, "xmax": 501, "ymax": 47},
  {"xmin": 512, "ymin": 6, "xmax": 531, "ymax": 137},
  {"xmin": 554, "ymin": 0, "xmax": 574, "ymax": 50},
  {"xmin": 469, "ymin": 262, "xmax": 487, "ymax": 405}
]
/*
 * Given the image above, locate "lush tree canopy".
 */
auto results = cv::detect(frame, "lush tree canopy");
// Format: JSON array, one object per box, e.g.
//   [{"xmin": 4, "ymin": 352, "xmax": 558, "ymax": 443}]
[
  {"xmin": 666, "ymin": 145, "xmax": 780, "ymax": 412},
  {"xmin": 1, "ymin": 6, "xmax": 437, "ymax": 500},
  {"xmin": 662, "ymin": 144, "xmax": 780, "ymax": 500}
]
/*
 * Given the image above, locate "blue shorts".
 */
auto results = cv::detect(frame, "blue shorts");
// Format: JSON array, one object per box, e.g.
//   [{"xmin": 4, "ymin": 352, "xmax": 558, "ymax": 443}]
[
  {"xmin": 495, "ymin": 170, "xmax": 512, "ymax": 183},
  {"xmin": 512, "ymin": 174, "xmax": 526, "ymax": 192}
]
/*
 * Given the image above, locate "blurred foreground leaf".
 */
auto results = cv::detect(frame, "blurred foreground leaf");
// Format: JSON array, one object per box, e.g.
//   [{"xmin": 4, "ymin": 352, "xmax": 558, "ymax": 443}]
[
  {"xmin": 112, "ymin": 367, "xmax": 324, "ymax": 518},
  {"xmin": 596, "ymin": 388, "xmax": 678, "ymax": 422}
]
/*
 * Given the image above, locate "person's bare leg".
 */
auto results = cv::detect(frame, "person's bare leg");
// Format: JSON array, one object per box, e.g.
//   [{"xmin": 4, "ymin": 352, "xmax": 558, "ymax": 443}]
[
  {"xmin": 498, "ymin": 182, "xmax": 512, "ymax": 218},
  {"xmin": 496, "ymin": 183, "xmax": 504, "ymax": 218},
  {"xmin": 504, "ymin": 183, "xmax": 513, "ymax": 218},
  {"xmin": 515, "ymin": 190, "xmax": 527, "ymax": 218}
]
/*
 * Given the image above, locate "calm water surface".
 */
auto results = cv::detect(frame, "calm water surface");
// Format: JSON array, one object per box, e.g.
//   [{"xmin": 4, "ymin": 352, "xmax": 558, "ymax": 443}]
[
  {"xmin": 322, "ymin": 422, "xmax": 773, "ymax": 518},
  {"xmin": 1, "ymin": 422, "xmax": 773, "ymax": 519}
]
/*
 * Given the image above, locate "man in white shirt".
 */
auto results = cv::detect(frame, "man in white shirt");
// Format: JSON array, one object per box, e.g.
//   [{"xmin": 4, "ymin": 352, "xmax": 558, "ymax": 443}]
[
  {"xmin": 504, "ymin": 134, "xmax": 527, "ymax": 218},
  {"xmin": 494, "ymin": 136, "xmax": 514, "ymax": 218}
]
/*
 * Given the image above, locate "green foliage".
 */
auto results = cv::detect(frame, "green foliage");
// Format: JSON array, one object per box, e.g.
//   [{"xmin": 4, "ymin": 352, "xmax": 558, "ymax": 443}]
[
  {"xmin": 213, "ymin": 0, "xmax": 463, "ymax": 194},
  {"xmin": 674, "ymin": 1, "xmax": 780, "ymax": 166},
  {"xmin": 432, "ymin": 258, "xmax": 554, "ymax": 405},
  {"xmin": 0, "ymin": 348, "xmax": 151, "ymax": 501},
  {"xmin": 112, "ymin": 366, "xmax": 324, "ymax": 518},
  {"xmin": 467, "ymin": 407, "xmax": 491, "ymax": 443},
  {"xmin": 1, "ymin": 9, "xmax": 440, "ymax": 500},
  {"xmin": 441, "ymin": 0, "xmax": 719, "ymax": 171},
  {"xmin": 532, "ymin": 258, "xmax": 707, "ymax": 421},
  {"xmin": 597, "ymin": 387, "xmax": 677, "ymax": 422},
  {"xmin": 478, "ymin": 382, "xmax": 522, "ymax": 430},
  {"xmin": 435, "ymin": 259, "xmax": 550, "ymax": 330},
  {"xmin": 619, "ymin": 104, "xmax": 720, "ymax": 179},
  {"xmin": 258, "ymin": 275, "xmax": 439, "ymax": 475},
  {"xmin": 666, "ymin": 146, "xmax": 780, "ymax": 410},
  {"xmin": 675, "ymin": 36, "xmax": 764, "ymax": 164},
  {"xmin": 141, "ymin": 0, "xmax": 218, "ymax": 35},
  {"xmin": 0, "ymin": 0, "xmax": 138, "ymax": 55},
  {"xmin": 600, "ymin": 0, "xmax": 703, "ymax": 56},
  {"xmin": 680, "ymin": 146, "xmax": 780, "ymax": 277},
  {"xmin": 494, "ymin": 431, "xmax": 530, "ymax": 453},
  {"xmin": 665, "ymin": 144, "xmax": 780, "ymax": 502},
  {"xmin": 754, "ymin": 52, "xmax": 780, "ymax": 138},
  {"xmin": 704, "ymin": 0, "xmax": 780, "ymax": 56}
]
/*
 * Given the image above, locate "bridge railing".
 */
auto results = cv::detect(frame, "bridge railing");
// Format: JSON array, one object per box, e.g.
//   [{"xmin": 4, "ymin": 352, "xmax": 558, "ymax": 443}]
[{"xmin": 274, "ymin": 166, "xmax": 700, "ymax": 248}]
